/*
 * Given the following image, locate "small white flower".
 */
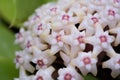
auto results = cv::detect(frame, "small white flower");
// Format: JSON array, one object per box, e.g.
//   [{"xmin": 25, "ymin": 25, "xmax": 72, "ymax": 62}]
[
  {"xmin": 58, "ymin": 65, "xmax": 84, "ymax": 80},
  {"xmin": 15, "ymin": 28, "xmax": 25, "ymax": 44},
  {"xmin": 78, "ymin": 13, "xmax": 103, "ymax": 36},
  {"xmin": 14, "ymin": 50, "xmax": 35, "ymax": 73},
  {"xmin": 24, "ymin": 39, "xmax": 32, "ymax": 52},
  {"xmin": 84, "ymin": 24, "xmax": 115, "ymax": 57},
  {"xmin": 45, "ymin": 5, "xmax": 62, "ymax": 16},
  {"xmin": 51, "ymin": 30, "xmax": 64, "ymax": 47},
  {"xmin": 15, "ymin": 29, "xmax": 31, "ymax": 48},
  {"xmin": 34, "ymin": 4, "xmax": 53, "ymax": 25},
  {"xmin": 88, "ymin": 14, "xmax": 100, "ymax": 25},
  {"xmin": 103, "ymin": 54, "xmax": 120, "ymax": 78},
  {"xmin": 72, "ymin": 52, "xmax": 97, "ymax": 76},
  {"xmin": 35, "ymin": 2, "xmax": 56, "ymax": 16},
  {"xmin": 24, "ymin": 14, "xmax": 41, "ymax": 28},
  {"xmin": 49, "ymin": 7, "xmax": 58, "ymax": 14},
  {"xmin": 51, "ymin": 12, "xmax": 79, "ymax": 31},
  {"xmin": 48, "ymin": 30, "xmax": 66, "ymax": 55},
  {"xmin": 60, "ymin": 12, "xmax": 79, "ymax": 24},
  {"xmin": 99, "ymin": 6, "xmax": 120, "ymax": 28},
  {"xmin": 15, "ymin": 51, "xmax": 24, "ymax": 68},
  {"xmin": 24, "ymin": 36, "xmax": 48, "ymax": 52},
  {"xmin": 33, "ymin": 22, "xmax": 51, "ymax": 36},
  {"xmin": 15, "ymin": 28, "xmax": 31, "ymax": 46},
  {"xmin": 62, "ymin": 27, "xmax": 86, "ymax": 51},
  {"xmin": 71, "ymin": 30, "xmax": 85, "ymax": 49},
  {"xmin": 33, "ymin": 66, "xmax": 55, "ymax": 80},
  {"xmin": 32, "ymin": 48, "xmax": 56, "ymax": 70}
]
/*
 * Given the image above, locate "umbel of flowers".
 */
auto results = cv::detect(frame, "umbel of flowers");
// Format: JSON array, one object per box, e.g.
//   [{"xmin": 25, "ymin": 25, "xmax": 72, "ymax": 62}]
[{"xmin": 14, "ymin": 0, "xmax": 120, "ymax": 80}]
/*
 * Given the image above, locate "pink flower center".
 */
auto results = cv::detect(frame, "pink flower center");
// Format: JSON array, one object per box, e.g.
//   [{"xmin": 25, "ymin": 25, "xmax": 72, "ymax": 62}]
[
  {"xmin": 17, "ymin": 33, "xmax": 22, "ymax": 39},
  {"xmin": 36, "ymin": 76, "xmax": 43, "ymax": 80},
  {"xmin": 77, "ymin": 36, "xmax": 84, "ymax": 44},
  {"xmin": 56, "ymin": 35, "xmax": 61, "ymax": 42},
  {"xmin": 108, "ymin": 9, "xmax": 115, "ymax": 16},
  {"xmin": 62, "ymin": 14, "xmax": 70, "ymax": 21},
  {"xmin": 50, "ymin": 7, "xmax": 57, "ymax": 12},
  {"xmin": 99, "ymin": 35, "xmax": 107, "ymax": 43},
  {"xmin": 26, "ymin": 41, "xmax": 32, "ymax": 48},
  {"xmin": 37, "ymin": 24, "xmax": 43, "ymax": 30},
  {"xmin": 37, "ymin": 59, "xmax": 44, "ymax": 67},
  {"xmin": 117, "ymin": 59, "xmax": 120, "ymax": 65},
  {"xmin": 83, "ymin": 57, "xmax": 91, "ymax": 65},
  {"xmin": 91, "ymin": 17, "xmax": 99, "ymax": 24},
  {"xmin": 33, "ymin": 15, "xmax": 40, "ymax": 21},
  {"xmin": 114, "ymin": 0, "xmax": 120, "ymax": 3},
  {"xmin": 16, "ymin": 55, "xmax": 21, "ymax": 63},
  {"xmin": 64, "ymin": 73, "xmax": 72, "ymax": 80}
]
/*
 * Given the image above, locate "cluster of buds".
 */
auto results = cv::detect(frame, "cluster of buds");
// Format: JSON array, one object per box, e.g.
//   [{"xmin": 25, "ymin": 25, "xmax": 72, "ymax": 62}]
[{"xmin": 14, "ymin": 0, "xmax": 120, "ymax": 80}]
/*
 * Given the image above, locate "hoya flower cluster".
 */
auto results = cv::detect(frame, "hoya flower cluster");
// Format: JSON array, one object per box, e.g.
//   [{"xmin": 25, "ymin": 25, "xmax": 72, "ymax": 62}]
[{"xmin": 14, "ymin": 0, "xmax": 120, "ymax": 80}]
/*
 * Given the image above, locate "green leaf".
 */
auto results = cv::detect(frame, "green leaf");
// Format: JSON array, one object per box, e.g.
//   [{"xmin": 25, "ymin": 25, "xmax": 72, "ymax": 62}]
[
  {"xmin": 0, "ymin": 22, "xmax": 20, "ymax": 80},
  {"xmin": 84, "ymin": 74, "xmax": 98, "ymax": 80},
  {"xmin": 0, "ymin": 0, "xmax": 56, "ymax": 27},
  {"xmin": 0, "ymin": 0, "xmax": 15, "ymax": 26}
]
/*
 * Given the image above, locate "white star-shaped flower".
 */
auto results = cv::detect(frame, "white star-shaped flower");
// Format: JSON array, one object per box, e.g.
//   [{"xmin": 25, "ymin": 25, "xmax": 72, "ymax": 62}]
[
  {"xmin": 48, "ymin": 30, "xmax": 66, "ymax": 55},
  {"xmin": 24, "ymin": 36, "xmax": 48, "ymax": 53},
  {"xmin": 99, "ymin": 6, "xmax": 120, "ymax": 28},
  {"xmin": 45, "ymin": 5, "xmax": 63, "ymax": 16},
  {"xmin": 14, "ymin": 50, "xmax": 35, "ymax": 73},
  {"xmin": 24, "ymin": 14, "xmax": 41, "ymax": 28},
  {"xmin": 15, "ymin": 28, "xmax": 31, "ymax": 46},
  {"xmin": 58, "ymin": 65, "xmax": 84, "ymax": 80},
  {"xmin": 15, "ymin": 28, "xmax": 25, "ymax": 44},
  {"xmin": 33, "ymin": 66, "xmax": 55, "ymax": 80},
  {"xmin": 62, "ymin": 26, "xmax": 86, "ymax": 52},
  {"xmin": 33, "ymin": 22, "xmax": 51, "ymax": 36},
  {"xmin": 34, "ymin": 3, "xmax": 55, "ymax": 23},
  {"xmin": 31, "ymin": 48, "xmax": 56, "ymax": 70},
  {"xmin": 84, "ymin": 24, "xmax": 115, "ymax": 57},
  {"xmin": 51, "ymin": 11, "xmax": 79, "ymax": 31},
  {"xmin": 51, "ymin": 30, "xmax": 64, "ymax": 47},
  {"xmin": 78, "ymin": 13, "xmax": 102, "ymax": 36},
  {"xmin": 71, "ymin": 29, "xmax": 86, "ymax": 49},
  {"xmin": 103, "ymin": 54, "xmax": 120, "ymax": 78},
  {"xmin": 72, "ymin": 52, "xmax": 97, "ymax": 76}
]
